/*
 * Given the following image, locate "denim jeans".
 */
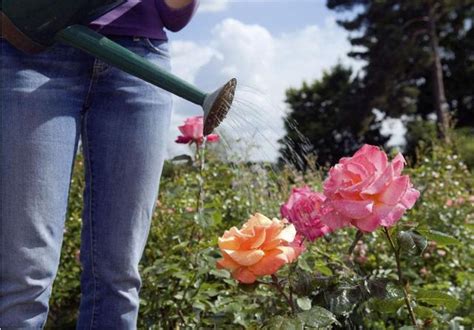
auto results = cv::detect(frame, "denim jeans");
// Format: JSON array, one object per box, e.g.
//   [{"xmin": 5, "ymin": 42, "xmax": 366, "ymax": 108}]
[{"xmin": 0, "ymin": 36, "xmax": 172, "ymax": 328}]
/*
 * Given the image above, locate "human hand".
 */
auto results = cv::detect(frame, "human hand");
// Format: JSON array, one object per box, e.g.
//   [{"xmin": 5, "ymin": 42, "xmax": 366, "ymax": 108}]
[{"xmin": 164, "ymin": 0, "xmax": 194, "ymax": 9}]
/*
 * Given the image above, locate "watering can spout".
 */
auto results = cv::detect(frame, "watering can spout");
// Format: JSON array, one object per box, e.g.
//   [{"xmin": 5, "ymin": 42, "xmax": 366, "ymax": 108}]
[
  {"xmin": 0, "ymin": 1, "xmax": 237, "ymax": 134},
  {"xmin": 203, "ymin": 78, "xmax": 237, "ymax": 136}
]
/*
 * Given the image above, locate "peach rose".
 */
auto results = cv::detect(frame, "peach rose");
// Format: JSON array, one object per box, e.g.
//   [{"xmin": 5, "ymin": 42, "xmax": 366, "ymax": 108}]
[
  {"xmin": 217, "ymin": 213, "xmax": 304, "ymax": 284},
  {"xmin": 321, "ymin": 144, "xmax": 420, "ymax": 232}
]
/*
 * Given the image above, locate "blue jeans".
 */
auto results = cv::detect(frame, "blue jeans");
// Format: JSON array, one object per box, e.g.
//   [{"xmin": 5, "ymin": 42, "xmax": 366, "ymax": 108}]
[{"xmin": 0, "ymin": 37, "xmax": 172, "ymax": 328}]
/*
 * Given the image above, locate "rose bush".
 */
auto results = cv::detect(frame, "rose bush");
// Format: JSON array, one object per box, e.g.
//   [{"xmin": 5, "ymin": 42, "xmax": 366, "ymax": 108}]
[{"xmin": 46, "ymin": 144, "xmax": 473, "ymax": 329}]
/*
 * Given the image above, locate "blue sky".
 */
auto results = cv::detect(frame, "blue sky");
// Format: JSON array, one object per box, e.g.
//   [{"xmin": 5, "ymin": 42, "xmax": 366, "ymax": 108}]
[
  {"xmin": 177, "ymin": 1, "xmax": 336, "ymax": 41},
  {"xmin": 166, "ymin": 1, "xmax": 404, "ymax": 161}
]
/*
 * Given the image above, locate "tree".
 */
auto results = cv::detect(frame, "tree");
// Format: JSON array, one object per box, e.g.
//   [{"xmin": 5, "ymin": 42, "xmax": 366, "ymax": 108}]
[
  {"xmin": 280, "ymin": 64, "xmax": 387, "ymax": 167},
  {"xmin": 327, "ymin": 0, "xmax": 474, "ymax": 142}
]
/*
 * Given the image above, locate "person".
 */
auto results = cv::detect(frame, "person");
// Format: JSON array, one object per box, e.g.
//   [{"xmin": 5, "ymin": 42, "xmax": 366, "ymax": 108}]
[{"xmin": 0, "ymin": 0, "xmax": 198, "ymax": 328}]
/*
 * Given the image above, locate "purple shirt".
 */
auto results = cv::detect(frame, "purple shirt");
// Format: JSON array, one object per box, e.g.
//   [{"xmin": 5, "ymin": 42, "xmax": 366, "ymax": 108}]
[{"xmin": 90, "ymin": 0, "xmax": 198, "ymax": 40}]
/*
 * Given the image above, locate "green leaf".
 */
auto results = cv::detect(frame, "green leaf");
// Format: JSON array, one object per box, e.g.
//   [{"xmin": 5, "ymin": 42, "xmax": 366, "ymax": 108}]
[
  {"xmin": 314, "ymin": 262, "xmax": 333, "ymax": 276},
  {"xmin": 192, "ymin": 301, "xmax": 207, "ymax": 311},
  {"xmin": 296, "ymin": 297, "xmax": 312, "ymax": 311},
  {"xmin": 416, "ymin": 229, "xmax": 461, "ymax": 246},
  {"xmin": 369, "ymin": 298, "xmax": 404, "ymax": 314},
  {"xmin": 413, "ymin": 305, "xmax": 434, "ymax": 319},
  {"xmin": 264, "ymin": 316, "xmax": 304, "ymax": 330},
  {"xmin": 297, "ymin": 258, "xmax": 312, "ymax": 272},
  {"xmin": 415, "ymin": 289, "xmax": 460, "ymax": 311},
  {"xmin": 397, "ymin": 231, "xmax": 427, "ymax": 255},
  {"xmin": 296, "ymin": 306, "xmax": 339, "ymax": 328},
  {"xmin": 209, "ymin": 269, "xmax": 230, "ymax": 279},
  {"xmin": 397, "ymin": 231, "xmax": 416, "ymax": 251}
]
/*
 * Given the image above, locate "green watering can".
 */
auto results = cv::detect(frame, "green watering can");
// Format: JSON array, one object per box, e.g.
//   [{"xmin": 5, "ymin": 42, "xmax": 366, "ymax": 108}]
[{"xmin": 0, "ymin": 0, "xmax": 236, "ymax": 135}]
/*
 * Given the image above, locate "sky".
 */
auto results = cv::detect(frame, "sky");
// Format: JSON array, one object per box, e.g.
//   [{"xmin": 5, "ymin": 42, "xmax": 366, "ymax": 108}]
[{"xmin": 166, "ymin": 0, "xmax": 405, "ymax": 161}]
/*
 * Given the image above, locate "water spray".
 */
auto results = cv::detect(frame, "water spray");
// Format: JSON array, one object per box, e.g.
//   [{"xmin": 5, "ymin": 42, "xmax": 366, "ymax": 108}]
[{"xmin": 0, "ymin": 0, "xmax": 237, "ymax": 134}]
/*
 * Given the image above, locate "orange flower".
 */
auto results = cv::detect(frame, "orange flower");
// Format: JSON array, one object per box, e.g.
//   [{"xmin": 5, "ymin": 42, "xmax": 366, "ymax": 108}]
[{"xmin": 216, "ymin": 213, "xmax": 304, "ymax": 284}]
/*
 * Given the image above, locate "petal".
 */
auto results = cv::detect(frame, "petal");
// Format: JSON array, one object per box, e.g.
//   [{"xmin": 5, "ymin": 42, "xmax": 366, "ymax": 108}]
[
  {"xmin": 331, "ymin": 199, "xmax": 374, "ymax": 219},
  {"xmin": 345, "ymin": 161, "xmax": 369, "ymax": 178},
  {"xmin": 392, "ymin": 153, "xmax": 406, "ymax": 176},
  {"xmin": 225, "ymin": 249, "xmax": 265, "ymax": 266},
  {"xmin": 280, "ymin": 204, "xmax": 291, "ymax": 220},
  {"xmin": 232, "ymin": 268, "xmax": 257, "ymax": 284},
  {"xmin": 275, "ymin": 224, "xmax": 296, "ymax": 242},
  {"xmin": 178, "ymin": 124, "xmax": 195, "ymax": 137},
  {"xmin": 376, "ymin": 204, "xmax": 407, "ymax": 227},
  {"xmin": 216, "ymin": 255, "xmax": 240, "ymax": 272},
  {"xmin": 224, "ymin": 226, "xmax": 252, "ymax": 239},
  {"xmin": 240, "ymin": 226, "xmax": 267, "ymax": 250},
  {"xmin": 218, "ymin": 236, "xmax": 240, "ymax": 250},
  {"xmin": 320, "ymin": 209, "xmax": 351, "ymax": 230},
  {"xmin": 247, "ymin": 250, "xmax": 287, "ymax": 276},
  {"xmin": 355, "ymin": 144, "xmax": 388, "ymax": 171},
  {"xmin": 276, "ymin": 246, "xmax": 302, "ymax": 263},
  {"xmin": 353, "ymin": 216, "xmax": 381, "ymax": 232},
  {"xmin": 247, "ymin": 213, "xmax": 273, "ymax": 228},
  {"xmin": 350, "ymin": 154, "xmax": 377, "ymax": 174},
  {"xmin": 175, "ymin": 136, "xmax": 193, "ymax": 144},
  {"xmin": 206, "ymin": 134, "xmax": 220, "ymax": 142},
  {"xmin": 400, "ymin": 187, "xmax": 420, "ymax": 209},
  {"xmin": 379, "ymin": 176, "xmax": 409, "ymax": 205},
  {"xmin": 362, "ymin": 165, "xmax": 394, "ymax": 195}
]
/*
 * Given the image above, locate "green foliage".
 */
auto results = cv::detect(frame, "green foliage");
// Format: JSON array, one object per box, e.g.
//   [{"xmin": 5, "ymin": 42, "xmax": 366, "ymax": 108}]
[
  {"xmin": 326, "ymin": 0, "xmax": 474, "ymax": 125},
  {"xmin": 47, "ymin": 145, "xmax": 473, "ymax": 329},
  {"xmin": 454, "ymin": 128, "xmax": 474, "ymax": 169}
]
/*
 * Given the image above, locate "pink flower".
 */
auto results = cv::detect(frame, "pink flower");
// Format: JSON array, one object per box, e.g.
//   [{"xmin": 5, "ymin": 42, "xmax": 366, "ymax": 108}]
[
  {"xmin": 175, "ymin": 116, "xmax": 219, "ymax": 145},
  {"xmin": 280, "ymin": 186, "xmax": 332, "ymax": 241},
  {"xmin": 321, "ymin": 144, "xmax": 420, "ymax": 233}
]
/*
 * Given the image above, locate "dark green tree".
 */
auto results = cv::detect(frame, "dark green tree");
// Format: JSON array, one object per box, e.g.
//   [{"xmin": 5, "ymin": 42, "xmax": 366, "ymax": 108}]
[
  {"xmin": 280, "ymin": 64, "xmax": 388, "ymax": 167},
  {"xmin": 327, "ymin": 0, "xmax": 474, "ymax": 143}
]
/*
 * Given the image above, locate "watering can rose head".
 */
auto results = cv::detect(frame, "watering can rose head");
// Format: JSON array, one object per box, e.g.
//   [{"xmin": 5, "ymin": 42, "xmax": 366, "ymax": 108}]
[
  {"xmin": 175, "ymin": 116, "xmax": 219, "ymax": 145},
  {"xmin": 280, "ymin": 186, "xmax": 332, "ymax": 241},
  {"xmin": 321, "ymin": 144, "xmax": 420, "ymax": 233},
  {"xmin": 217, "ymin": 213, "xmax": 304, "ymax": 284}
]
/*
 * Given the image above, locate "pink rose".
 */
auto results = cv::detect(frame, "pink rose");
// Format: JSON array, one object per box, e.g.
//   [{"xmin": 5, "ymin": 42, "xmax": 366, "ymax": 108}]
[
  {"xmin": 175, "ymin": 116, "xmax": 219, "ymax": 145},
  {"xmin": 280, "ymin": 186, "xmax": 332, "ymax": 241},
  {"xmin": 321, "ymin": 144, "xmax": 420, "ymax": 232}
]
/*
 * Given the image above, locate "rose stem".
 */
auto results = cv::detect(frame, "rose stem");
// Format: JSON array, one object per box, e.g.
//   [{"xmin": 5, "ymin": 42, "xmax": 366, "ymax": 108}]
[
  {"xmin": 383, "ymin": 227, "xmax": 418, "ymax": 327},
  {"xmin": 271, "ymin": 274, "xmax": 296, "ymax": 315},
  {"xmin": 348, "ymin": 230, "xmax": 364, "ymax": 255},
  {"xmin": 188, "ymin": 141, "xmax": 204, "ymax": 242}
]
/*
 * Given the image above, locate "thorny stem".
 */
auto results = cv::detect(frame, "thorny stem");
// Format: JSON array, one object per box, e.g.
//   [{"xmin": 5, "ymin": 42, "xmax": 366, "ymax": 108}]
[
  {"xmin": 188, "ymin": 141, "xmax": 205, "ymax": 242},
  {"xmin": 348, "ymin": 230, "xmax": 364, "ymax": 255},
  {"xmin": 271, "ymin": 274, "xmax": 296, "ymax": 315},
  {"xmin": 383, "ymin": 227, "xmax": 418, "ymax": 328},
  {"xmin": 179, "ymin": 142, "xmax": 206, "ymax": 325}
]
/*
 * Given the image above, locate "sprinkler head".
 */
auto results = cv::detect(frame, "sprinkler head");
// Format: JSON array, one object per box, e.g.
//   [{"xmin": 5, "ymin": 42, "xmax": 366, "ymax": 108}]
[{"xmin": 203, "ymin": 78, "xmax": 237, "ymax": 136}]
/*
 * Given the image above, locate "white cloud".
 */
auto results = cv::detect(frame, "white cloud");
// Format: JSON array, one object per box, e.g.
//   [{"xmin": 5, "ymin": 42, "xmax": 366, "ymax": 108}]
[
  {"xmin": 198, "ymin": 0, "xmax": 230, "ymax": 13},
  {"xmin": 169, "ymin": 17, "xmax": 358, "ymax": 161}
]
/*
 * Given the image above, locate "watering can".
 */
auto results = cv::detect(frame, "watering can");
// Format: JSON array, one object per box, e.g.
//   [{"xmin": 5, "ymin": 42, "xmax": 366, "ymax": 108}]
[{"xmin": 0, "ymin": 0, "xmax": 236, "ymax": 135}]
